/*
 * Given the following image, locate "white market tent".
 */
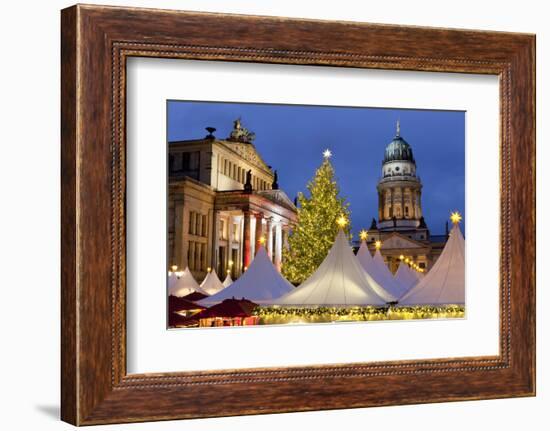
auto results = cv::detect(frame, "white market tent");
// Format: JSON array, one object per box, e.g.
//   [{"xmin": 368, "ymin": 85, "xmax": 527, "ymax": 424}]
[
  {"xmin": 394, "ymin": 261, "xmax": 419, "ymax": 293},
  {"xmin": 358, "ymin": 243, "xmax": 409, "ymax": 299},
  {"xmin": 200, "ymin": 246, "xmax": 293, "ymax": 305},
  {"xmin": 275, "ymin": 230, "xmax": 395, "ymax": 306},
  {"xmin": 168, "ymin": 267, "xmax": 203, "ymax": 297},
  {"xmin": 399, "ymin": 223, "xmax": 465, "ymax": 305},
  {"xmin": 199, "ymin": 270, "xmax": 225, "ymax": 296},
  {"xmin": 355, "ymin": 240, "xmax": 374, "ymax": 269},
  {"xmin": 222, "ymin": 273, "xmax": 233, "ymax": 288}
]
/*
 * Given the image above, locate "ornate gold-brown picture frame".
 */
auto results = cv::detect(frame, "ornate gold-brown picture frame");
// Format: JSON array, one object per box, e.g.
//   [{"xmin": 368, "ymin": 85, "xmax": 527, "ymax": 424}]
[{"xmin": 61, "ymin": 4, "xmax": 535, "ymax": 425}]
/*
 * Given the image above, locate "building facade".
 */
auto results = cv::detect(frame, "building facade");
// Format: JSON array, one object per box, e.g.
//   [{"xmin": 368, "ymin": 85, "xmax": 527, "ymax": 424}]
[
  {"xmin": 364, "ymin": 121, "xmax": 447, "ymax": 273},
  {"xmin": 168, "ymin": 120, "xmax": 297, "ymax": 281}
]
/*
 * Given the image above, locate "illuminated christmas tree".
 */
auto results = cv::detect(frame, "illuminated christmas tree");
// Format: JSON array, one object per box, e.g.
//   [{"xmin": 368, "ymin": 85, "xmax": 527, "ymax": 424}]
[{"xmin": 282, "ymin": 150, "xmax": 351, "ymax": 284}]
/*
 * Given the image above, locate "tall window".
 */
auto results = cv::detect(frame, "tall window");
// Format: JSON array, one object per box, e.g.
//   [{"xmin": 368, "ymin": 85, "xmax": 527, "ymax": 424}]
[
  {"xmin": 201, "ymin": 214, "xmax": 207, "ymax": 237},
  {"xmin": 219, "ymin": 219, "xmax": 226, "ymax": 240},
  {"xmin": 195, "ymin": 212, "xmax": 201, "ymax": 236},
  {"xmin": 188, "ymin": 211, "xmax": 196, "ymax": 235}
]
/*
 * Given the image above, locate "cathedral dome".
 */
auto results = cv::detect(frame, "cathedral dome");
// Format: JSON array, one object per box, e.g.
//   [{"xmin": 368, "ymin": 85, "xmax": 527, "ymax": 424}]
[
  {"xmin": 383, "ymin": 121, "xmax": 415, "ymax": 163},
  {"xmin": 384, "ymin": 136, "xmax": 414, "ymax": 163}
]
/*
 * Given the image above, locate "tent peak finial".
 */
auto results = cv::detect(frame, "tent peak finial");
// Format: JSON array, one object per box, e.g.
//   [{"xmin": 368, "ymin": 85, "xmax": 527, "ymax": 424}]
[{"xmin": 450, "ymin": 211, "xmax": 462, "ymax": 225}]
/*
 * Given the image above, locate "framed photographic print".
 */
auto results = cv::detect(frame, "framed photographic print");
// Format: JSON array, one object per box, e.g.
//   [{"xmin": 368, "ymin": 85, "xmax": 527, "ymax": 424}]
[{"xmin": 61, "ymin": 4, "xmax": 535, "ymax": 425}]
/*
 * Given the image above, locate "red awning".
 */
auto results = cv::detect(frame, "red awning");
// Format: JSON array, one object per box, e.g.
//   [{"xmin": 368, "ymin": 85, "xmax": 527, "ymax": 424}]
[{"xmin": 168, "ymin": 295, "xmax": 205, "ymax": 313}]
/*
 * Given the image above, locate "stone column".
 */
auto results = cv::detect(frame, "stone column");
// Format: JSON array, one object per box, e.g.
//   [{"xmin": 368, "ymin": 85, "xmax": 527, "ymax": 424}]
[
  {"xmin": 242, "ymin": 211, "xmax": 252, "ymax": 269},
  {"xmin": 413, "ymin": 189, "xmax": 417, "ymax": 220},
  {"xmin": 211, "ymin": 210, "xmax": 220, "ymax": 273},
  {"xmin": 274, "ymin": 223, "xmax": 282, "ymax": 272},
  {"xmin": 174, "ymin": 200, "xmax": 186, "ymax": 269},
  {"xmin": 266, "ymin": 217, "xmax": 273, "ymax": 260},
  {"xmin": 226, "ymin": 215, "xmax": 234, "ymax": 271},
  {"xmin": 378, "ymin": 191, "xmax": 384, "ymax": 221},
  {"xmin": 255, "ymin": 212, "xmax": 264, "ymax": 254},
  {"xmin": 401, "ymin": 188, "xmax": 405, "ymax": 218},
  {"xmin": 234, "ymin": 215, "xmax": 242, "ymax": 276}
]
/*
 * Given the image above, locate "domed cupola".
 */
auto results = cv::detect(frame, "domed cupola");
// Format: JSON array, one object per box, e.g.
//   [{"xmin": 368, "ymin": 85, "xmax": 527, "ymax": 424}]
[{"xmin": 383, "ymin": 120, "xmax": 415, "ymax": 163}]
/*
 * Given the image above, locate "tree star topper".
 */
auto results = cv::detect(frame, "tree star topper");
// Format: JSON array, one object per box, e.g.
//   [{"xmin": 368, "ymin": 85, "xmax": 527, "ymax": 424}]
[
  {"xmin": 450, "ymin": 211, "xmax": 462, "ymax": 225},
  {"xmin": 336, "ymin": 215, "xmax": 348, "ymax": 228},
  {"xmin": 323, "ymin": 149, "xmax": 332, "ymax": 159}
]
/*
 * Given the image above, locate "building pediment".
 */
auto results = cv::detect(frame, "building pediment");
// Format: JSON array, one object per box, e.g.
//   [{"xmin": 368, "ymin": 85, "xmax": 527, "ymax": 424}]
[
  {"xmin": 257, "ymin": 189, "xmax": 297, "ymax": 213},
  {"xmin": 219, "ymin": 141, "xmax": 272, "ymax": 174},
  {"xmin": 381, "ymin": 233, "xmax": 425, "ymax": 250}
]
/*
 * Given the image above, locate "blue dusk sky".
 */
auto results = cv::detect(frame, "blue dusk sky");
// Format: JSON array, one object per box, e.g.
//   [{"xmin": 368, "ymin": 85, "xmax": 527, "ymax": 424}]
[{"xmin": 167, "ymin": 101, "xmax": 465, "ymax": 238}]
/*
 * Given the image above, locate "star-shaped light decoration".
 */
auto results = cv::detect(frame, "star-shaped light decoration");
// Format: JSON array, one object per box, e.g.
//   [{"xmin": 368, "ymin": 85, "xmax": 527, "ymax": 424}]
[
  {"xmin": 259, "ymin": 236, "xmax": 266, "ymax": 245},
  {"xmin": 375, "ymin": 240, "xmax": 382, "ymax": 250},
  {"xmin": 336, "ymin": 214, "xmax": 348, "ymax": 228},
  {"xmin": 450, "ymin": 211, "xmax": 463, "ymax": 225},
  {"xmin": 359, "ymin": 229, "xmax": 368, "ymax": 241},
  {"xmin": 323, "ymin": 149, "xmax": 332, "ymax": 159},
  {"xmin": 399, "ymin": 254, "xmax": 405, "ymax": 261}
]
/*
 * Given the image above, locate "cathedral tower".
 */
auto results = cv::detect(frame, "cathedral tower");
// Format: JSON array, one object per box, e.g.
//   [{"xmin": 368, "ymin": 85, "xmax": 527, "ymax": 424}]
[{"xmin": 377, "ymin": 121, "xmax": 424, "ymax": 231}]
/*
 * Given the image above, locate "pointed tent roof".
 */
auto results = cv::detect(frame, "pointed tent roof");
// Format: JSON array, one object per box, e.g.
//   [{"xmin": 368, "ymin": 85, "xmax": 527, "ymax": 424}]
[
  {"xmin": 181, "ymin": 291, "xmax": 209, "ymax": 302},
  {"xmin": 358, "ymin": 246, "xmax": 409, "ymax": 299},
  {"xmin": 222, "ymin": 273, "xmax": 233, "ymax": 288},
  {"xmin": 199, "ymin": 247, "xmax": 293, "ymax": 305},
  {"xmin": 276, "ymin": 230, "xmax": 395, "ymax": 306},
  {"xmin": 168, "ymin": 267, "xmax": 203, "ymax": 297},
  {"xmin": 394, "ymin": 261, "xmax": 419, "ymax": 293},
  {"xmin": 399, "ymin": 224, "xmax": 465, "ymax": 305},
  {"xmin": 199, "ymin": 270, "xmax": 225, "ymax": 295},
  {"xmin": 356, "ymin": 240, "xmax": 374, "ymax": 268}
]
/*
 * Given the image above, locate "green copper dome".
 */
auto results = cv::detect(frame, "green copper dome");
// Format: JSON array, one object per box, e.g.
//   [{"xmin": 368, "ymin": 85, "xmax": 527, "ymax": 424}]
[{"xmin": 383, "ymin": 121, "xmax": 415, "ymax": 163}]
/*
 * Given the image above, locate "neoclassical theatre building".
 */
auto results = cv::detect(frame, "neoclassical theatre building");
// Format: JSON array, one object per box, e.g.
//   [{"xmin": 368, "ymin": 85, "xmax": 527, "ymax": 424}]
[
  {"xmin": 168, "ymin": 119, "xmax": 297, "ymax": 281},
  {"xmin": 364, "ymin": 122, "xmax": 447, "ymax": 273}
]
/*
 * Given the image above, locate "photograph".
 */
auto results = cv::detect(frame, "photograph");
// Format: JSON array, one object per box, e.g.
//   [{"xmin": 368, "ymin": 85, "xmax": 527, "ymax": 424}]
[{"xmin": 166, "ymin": 101, "xmax": 466, "ymax": 328}]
